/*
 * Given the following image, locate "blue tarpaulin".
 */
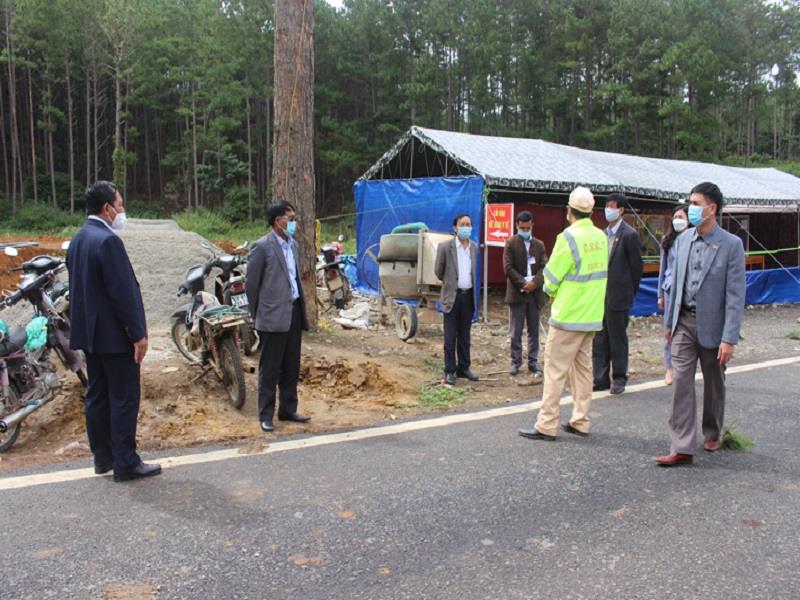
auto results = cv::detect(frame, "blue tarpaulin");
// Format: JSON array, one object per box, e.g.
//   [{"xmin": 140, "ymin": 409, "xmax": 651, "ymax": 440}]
[
  {"xmin": 354, "ymin": 176, "xmax": 485, "ymax": 297},
  {"xmin": 631, "ymin": 267, "xmax": 800, "ymax": 317}
]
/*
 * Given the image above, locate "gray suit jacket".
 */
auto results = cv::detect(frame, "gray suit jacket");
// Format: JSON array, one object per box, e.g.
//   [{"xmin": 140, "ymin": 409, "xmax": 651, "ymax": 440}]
[
  {"xmin": 434, "ymin": 237, "xmax": 479, "ymax": 314},
  {"xmin": 245, "ymin": 231, "xmax": 309, "ymax": 333},
  {"xmin": 666, "ymin": 223, "xmax": 745, "ymax": 348}
]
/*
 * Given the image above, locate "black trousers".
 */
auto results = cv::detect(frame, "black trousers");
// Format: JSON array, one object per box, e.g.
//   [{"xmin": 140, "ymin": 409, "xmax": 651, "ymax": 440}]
[
  {"xmin": 443, "ymin": 290, "xmax": 473, "ymax": 374},
  {"xmin": 592, "ymin": 308, "xmax": 630, "ymax": 387},
  {"xmin": 84, "ymin": 351, "xmax": 141, "ymax": 472},
  {"xmin": 257, "ymin": 301, "xmax": 302, "ymax": 421}
]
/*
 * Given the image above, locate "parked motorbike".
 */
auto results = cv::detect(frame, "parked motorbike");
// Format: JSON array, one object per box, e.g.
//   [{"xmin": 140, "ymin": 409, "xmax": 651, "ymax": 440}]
[
  {"xmin": 196, "ymin": 241, "xmax": 258, "ymax": 356},
  {"xmin": 2, "ymin": 245, "xmax": 86, "ymax": 387},
  {"xmin": 316, "ymin": 242, "xmax": 353, "ymax": 310},
  {"xmin": 0, "ymin": 278, "xmax": 66, "ymax": 452},
  {"xmin": 170, "ymin": 263, "xmax": 251, "ymax": 409}
]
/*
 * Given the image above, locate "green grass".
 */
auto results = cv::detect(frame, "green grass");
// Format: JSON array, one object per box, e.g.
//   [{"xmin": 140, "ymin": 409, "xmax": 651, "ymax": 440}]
[
  {"xmin": 721, "ymin": 424, "xmax": 755, "ymax": 452},
  {"xmin": 786, "ymin": 330, "xmax": 800, "ymax": 341},
  {"xmin": 423, "ymin": 357, "xmax": 444, "ymax": 373},
  {"xmin": 418, "ymin": 384, "xmax": 466, "ymax": 407}
]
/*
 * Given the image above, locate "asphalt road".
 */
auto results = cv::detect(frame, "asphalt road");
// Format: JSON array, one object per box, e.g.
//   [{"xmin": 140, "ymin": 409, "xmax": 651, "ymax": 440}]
[{"xmin": 2, "ymin": 360, "xmax": 799, "ymax": 600}]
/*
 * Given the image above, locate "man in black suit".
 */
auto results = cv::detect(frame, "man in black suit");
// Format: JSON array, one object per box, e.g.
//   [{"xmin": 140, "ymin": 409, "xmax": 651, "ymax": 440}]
[
  {"xmin": 67, "ymin": 181, "xmax": 161, "ymax": 482},
  {"xmin": 592, "ymin": 192, "xmax": 643, "ymax": 395}
]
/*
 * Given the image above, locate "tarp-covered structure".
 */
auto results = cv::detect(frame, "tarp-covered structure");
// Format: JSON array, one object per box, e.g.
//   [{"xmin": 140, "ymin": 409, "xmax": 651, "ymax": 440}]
[{"xmin": 354, "ymin": 126, "xmax": 800, "ymax": 315}]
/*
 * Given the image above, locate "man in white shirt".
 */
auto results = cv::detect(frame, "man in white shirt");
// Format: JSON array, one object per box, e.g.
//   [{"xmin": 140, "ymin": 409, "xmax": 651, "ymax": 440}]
[{"xmin": 434, "ymin": 214, "xmax": 480, "ymax": 386}]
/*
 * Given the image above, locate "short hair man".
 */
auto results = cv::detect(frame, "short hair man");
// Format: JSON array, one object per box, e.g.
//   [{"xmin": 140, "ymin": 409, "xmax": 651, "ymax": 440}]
[
  {"xmin": 503, "ymin": 210, "xmax": 547, "ymax": 377},
  {"xmin": 655, "ymin": 182, "xmax": 745, "ymax": 466},
  {"xmin": 519, "ymin": 187, "xmax": 608, "ymax": 441},
  {"xmin": 246, "ymin": 200, "xmax": 311, "ymax": 433},
  {"xmin": 67, "ymin": 181, "xmax": 160, "ymax": 482},
  {"xmin": 592, "ymin": 192, "xmax": 643, "ymax": 395},
  {"xmin": 434, "ymin": 213, "xmax": 479, "ymax": 386}
]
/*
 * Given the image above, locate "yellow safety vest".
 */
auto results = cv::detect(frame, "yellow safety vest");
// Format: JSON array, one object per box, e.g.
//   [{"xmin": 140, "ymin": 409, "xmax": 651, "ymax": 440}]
[{"xmin": 543, "ymin": 218, "xmax": 608, "ymax": 331}]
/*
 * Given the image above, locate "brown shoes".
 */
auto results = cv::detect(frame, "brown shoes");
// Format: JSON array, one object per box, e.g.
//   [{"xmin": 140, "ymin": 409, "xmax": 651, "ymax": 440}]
[
  {"xmin": 703, "ymin": 438, "xmax": 721, "ymax": 452},
  {"xmin": 653, "ymin": 452, "xmax": 693, "ymax": 467}
]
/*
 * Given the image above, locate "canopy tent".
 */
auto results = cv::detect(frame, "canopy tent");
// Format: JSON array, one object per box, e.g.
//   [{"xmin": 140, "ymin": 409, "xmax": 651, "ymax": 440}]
[{"xmin": 355, "ymin": 127, "xmax": 800, "ymax": 316}]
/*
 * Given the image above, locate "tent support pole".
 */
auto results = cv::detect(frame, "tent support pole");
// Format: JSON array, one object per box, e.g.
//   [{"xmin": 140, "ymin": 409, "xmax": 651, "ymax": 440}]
[
  {"xmin": 797, "ymin": 203, "xmax": 799, "ymax": 267},
  {"xmin": 483, "ymin": 188, "xmax": 489, "ymax": 323}
]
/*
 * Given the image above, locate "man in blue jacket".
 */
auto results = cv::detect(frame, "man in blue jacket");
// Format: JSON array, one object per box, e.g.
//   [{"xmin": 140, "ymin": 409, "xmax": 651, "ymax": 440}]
[{"xmin": 68, "ymin": 181, "xmax": 160, "ymax": 482}]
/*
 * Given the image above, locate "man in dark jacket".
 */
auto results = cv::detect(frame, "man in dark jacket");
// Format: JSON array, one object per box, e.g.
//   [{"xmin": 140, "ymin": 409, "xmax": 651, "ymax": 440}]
[
  {"xmin": 503, "ymin": 210, "xmax": 548, "ymax": 376},
  {"xmin": 67, "ymin": 181, "xmax": 160, "ymax": 482},
  {"xmin": 592, "ymin": 192, "xmax": 643, "ymax": 394}
]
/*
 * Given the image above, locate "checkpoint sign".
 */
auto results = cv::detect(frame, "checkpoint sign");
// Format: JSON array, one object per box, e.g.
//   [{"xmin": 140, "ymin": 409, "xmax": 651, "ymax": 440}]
[{"xmin": 484, "ymin": 203, "xmax": 515, "ymax": 247}]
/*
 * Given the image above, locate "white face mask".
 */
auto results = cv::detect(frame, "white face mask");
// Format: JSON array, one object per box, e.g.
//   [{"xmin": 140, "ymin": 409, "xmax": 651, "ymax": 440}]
[
  {"xmin": 109, "ymin": 205, "xmax": 127, "ymax": 231},
  {"xmin": 605, "ymin": 207, "xmax": 620, "ymax": 222},
  {"xmin": 672, "ymin": 218, "xmax": 688, "ymax": 233}
]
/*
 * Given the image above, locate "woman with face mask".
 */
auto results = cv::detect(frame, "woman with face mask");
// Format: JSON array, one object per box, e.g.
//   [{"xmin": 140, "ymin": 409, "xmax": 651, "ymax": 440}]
[{"xmin": 657, "ymin": 205, "xmax": 692, "ymax": 385}]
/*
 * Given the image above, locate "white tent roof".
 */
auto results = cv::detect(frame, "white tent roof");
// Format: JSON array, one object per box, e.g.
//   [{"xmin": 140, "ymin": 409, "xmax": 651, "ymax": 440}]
[{"xmin": 361, "ymin": 126, "xmax": 800, "ymax": 205}]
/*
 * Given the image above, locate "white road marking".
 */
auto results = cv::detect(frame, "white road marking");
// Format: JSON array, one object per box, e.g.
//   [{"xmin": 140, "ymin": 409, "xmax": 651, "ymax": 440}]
[{"xmin": 1, "ymin": 355, "xmax": 798, "ymax": 492}]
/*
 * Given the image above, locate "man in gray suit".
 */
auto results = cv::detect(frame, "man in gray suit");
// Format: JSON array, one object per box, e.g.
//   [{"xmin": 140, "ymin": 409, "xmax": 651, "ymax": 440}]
[
  {"xmin": 246, "ymin": 201, "xmax": 311, "ymax": 433},
  {"xmin": 435, "ymin": 213, "xmax": 479, "ymax": 386},
  {"xmin": 655, "ymin": 182, "xmax": 745, "ymax": 466}
]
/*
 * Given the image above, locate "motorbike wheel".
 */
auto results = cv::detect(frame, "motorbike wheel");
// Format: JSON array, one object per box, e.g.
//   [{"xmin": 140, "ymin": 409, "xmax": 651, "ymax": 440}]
[
  {"xmin": 0, "ymin": 387, "xmax": 21, "ymax": 453},
  {"xmin": 171, "ymin": 319, "xmax": 203, "ymax": 364},
  {"xmin": 219, "ymin": 337, "xmax": 246, "ymax": 409}
]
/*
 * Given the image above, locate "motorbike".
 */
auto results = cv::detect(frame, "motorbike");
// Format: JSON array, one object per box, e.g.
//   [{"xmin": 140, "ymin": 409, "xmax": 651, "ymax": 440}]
[
  {"xmin": 170, "ymin": 263, "xmax": 251, "ymax": 409},
  {"xmin": 316, "ymin": 242, "xmax": 353, "ymax": 310},
  {"xmin": 2, "ymin": 245, "xmax": 86, "ymax": 387},
  {"xmin": 0, "ymin": 271, "xmax": 68, "ymax": 452},
  {"xmin": 197, "ymin": 241, "xmax": 258, "ymax": 356}
]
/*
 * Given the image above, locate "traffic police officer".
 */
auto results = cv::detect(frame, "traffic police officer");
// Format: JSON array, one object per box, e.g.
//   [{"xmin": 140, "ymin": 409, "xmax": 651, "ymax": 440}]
[{"xmin": 519, "ymin": 186, "xmax": 608, "ymax": 441}]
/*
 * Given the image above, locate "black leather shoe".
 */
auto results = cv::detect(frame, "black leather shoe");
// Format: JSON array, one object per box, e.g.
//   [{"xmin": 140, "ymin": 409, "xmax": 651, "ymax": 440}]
[
  {"xmin": 94, "ymin": 463, "xmax": 113, "ymax": 475},
  {"xmin": 518, "ymin": 428, "xmax": 555, "ymax": 441},
  {"xmin": 278, "ymin": 413, "xmax": 311, "ymax": 423},
  {"xmin": 444, "ymin": 372, "xmax": 456, "ymax": 385},
  {"xmin": 593, "ymin": 383, "xmax": 610, "ymax": 392},
  {"xmin": 509, "ymin": 364, "xmax": 520, "ymax": 376},
  {"xmin": 610, "ymin": 383, "xmax": 625, "ymax": 395},
  {"xmin": 457, "ymin": 369, "xmax": 479, "ymax": 381},
  {"xmin": 529, "ymin": 364, "xmax": 544, "ymax": 376},
  {"xmin": 260, "ymin": 420, "xmax": 275, "ymax": 432},
  {"xmin": 113, "ymin": 462, "xmax": 162, "ymax": 482},
  {"xmin": 561, "ymin": 423, "xmax": 589, "ymax": 437}
]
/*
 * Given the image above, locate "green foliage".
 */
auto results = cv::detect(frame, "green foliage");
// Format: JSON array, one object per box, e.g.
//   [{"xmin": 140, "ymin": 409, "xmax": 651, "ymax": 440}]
[
  {"xmin": 721, "ymin": 425, "xmax": 755, "ymax": 452},
  {"xmin": 171, "ymin": 207, "xmax": 265, "ymax": 243},
  {"xmin": 0, "ymin": 202, "xmax": 82, "ymax": 234},
  {"xmin": 786, "ymin": 330, "xmax": 800, "ymax": 341},
  {"xmin": 418, "ymin": 384, "xmax": 466, "ymax": 408}
]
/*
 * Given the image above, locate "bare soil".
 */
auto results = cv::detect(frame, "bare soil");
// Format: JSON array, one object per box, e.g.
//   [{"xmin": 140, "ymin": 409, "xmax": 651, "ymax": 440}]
[{"xmin": 2, "ymin": 231, "xmax": 799, "ymax": 474}]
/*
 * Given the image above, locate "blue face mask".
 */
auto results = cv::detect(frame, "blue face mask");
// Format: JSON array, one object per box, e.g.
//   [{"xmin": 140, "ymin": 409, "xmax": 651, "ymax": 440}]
[
  {"xmin": 457, "ymin": 226, "xmax": 472, "ymax": 240},
  {"xmin": 285, "ymin": 220, "xmax": 297, "ymax": 236},
  {"xmin": 517, "ymin": 229, "xmax": 531, "ymax": 240},
  {"xmin": 687, "ymin": 205, "xmax": 704, "ymax": 227},
  {"xmin": 605, "ymin": 207, "xmax": 620, "ymax": 222}
]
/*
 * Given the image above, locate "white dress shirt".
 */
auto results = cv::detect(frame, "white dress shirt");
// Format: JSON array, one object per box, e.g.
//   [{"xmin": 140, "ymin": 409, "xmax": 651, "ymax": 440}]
[{"xmin": 456, "ymin": 241, "xmax": 472, "ymax": 290}]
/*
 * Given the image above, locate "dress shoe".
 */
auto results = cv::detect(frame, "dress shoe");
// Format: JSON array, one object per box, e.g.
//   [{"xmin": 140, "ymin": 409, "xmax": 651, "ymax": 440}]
[
  {"xmin": 703, "ymin": 438, "xmax": 721, "ymax": 452},
  {"xmin": 278, "ymin": 413, "xmax": 311, "ymax": 423},
  {"xmin": 609, "ymin": 383, "xmax": 625, "ymax": 395},
  {"xmin": 444, "ymin": 372, "xmax": 456, "ymax": 385},
  {"xmin": 113, "ymin": 462, "xmax": 162, "ymax": 482},
  {"xmin": 518, "ymin": 428, "xmax": 555, "ymax": 441},
  {"xmin": 593, "ymin": 383, "xmax": 610, "ymax": 392},
  {"xmin": 561, "ymin": 423, "xmax": 588, "ymax": 437},
  {"xmin": 653, "ymin": 452, "xmax": 693, "ymax": 467},
  {"xmin": 94, "ymin": 462, "xmax": 113, "ymax": 475},
  {"xmin": 260, "ymin": 420, "xmax": 275, "ymax": 432},
  {"xmin": 664, "ymin": 369, "xmax": 674, "ymax": 386},
  {"xmin": 509, "ymin": 364, "xmax": 520, "ymax": 376},
  {"xmin": 457, "ymin": 369, "xmax": 479, "ymax": 381},
  {"xmin": 529, "ymin": 364, "xmax": 543, "ymax": 376}
]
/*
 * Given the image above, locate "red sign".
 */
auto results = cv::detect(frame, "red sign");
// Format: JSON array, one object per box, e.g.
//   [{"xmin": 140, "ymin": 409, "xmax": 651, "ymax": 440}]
[{"xmin": 485, "ymin": 203, "xmax": 515, "ymax": 247}]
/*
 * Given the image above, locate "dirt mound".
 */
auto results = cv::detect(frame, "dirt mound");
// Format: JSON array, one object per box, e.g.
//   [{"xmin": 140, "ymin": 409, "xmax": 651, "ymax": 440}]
[{"xmin": 301, "ymin": 357, "xmax": 397, "ymax": 398}]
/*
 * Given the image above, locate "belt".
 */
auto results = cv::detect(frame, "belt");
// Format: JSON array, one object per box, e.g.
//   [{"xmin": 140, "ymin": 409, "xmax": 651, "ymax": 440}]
[
  {"xmin": 293, "ymin": 298, "xmax": 301, "ymax": 306},
  {"xmin": 682, "ymin": 306, "xmax": 696, "ymax": 315},
  {"xmin": 456, "ymin": 288, "xmax": 473, "ymax": 294}
]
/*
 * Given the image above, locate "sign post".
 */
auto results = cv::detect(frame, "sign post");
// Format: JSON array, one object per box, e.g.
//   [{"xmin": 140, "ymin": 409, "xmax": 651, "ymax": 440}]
[{"xmin": 483, "ymin": 202, "xmax": 515, "ymax": 322}]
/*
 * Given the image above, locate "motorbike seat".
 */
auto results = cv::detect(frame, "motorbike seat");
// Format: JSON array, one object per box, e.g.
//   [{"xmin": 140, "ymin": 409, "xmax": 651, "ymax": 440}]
[{"xmin": 0, "ymin": 326, "xmax": 28, "ymax": 357}]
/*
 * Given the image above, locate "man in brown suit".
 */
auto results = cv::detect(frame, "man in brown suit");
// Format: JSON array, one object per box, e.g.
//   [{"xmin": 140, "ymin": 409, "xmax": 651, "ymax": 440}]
[{"xmin": 503, "ymin": 210, "xmax": 548, "ymax": 376}]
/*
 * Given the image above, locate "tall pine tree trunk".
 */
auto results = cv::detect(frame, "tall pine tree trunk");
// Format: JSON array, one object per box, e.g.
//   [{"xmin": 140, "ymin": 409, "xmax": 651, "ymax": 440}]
[
  {"xmin": 27, "ymin": 66, "xmax": 38, "ymax": 203},
  {"xmin": 46, "ymin": 79, "xmax": 56, "ymax": 209},
  {"xmin": 246, "ymin": 89, "xmax": 253, "ymax": 221},
  {"xmin": 273, "ymin": 0, "xmax": 316, "ymax": 326},
  {"xmin": 191, "ymin": 84, "xmax": 199, "ymax": 208},
  {"xmin": 85, "ymin": 59, "xmax": 91, "ymax": 187},
  {"xmin": 0, "ymin": 74, "xmax": 9, "ymax": 201},
  {"xmin": 66, "ymin": 65, "xmax": 75, "ymax": 212}
]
